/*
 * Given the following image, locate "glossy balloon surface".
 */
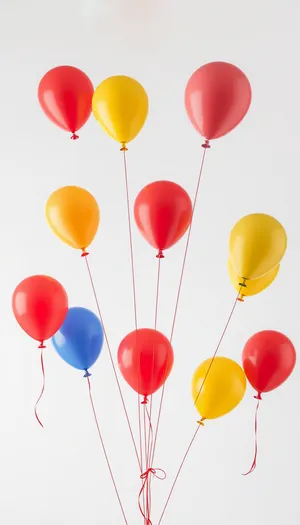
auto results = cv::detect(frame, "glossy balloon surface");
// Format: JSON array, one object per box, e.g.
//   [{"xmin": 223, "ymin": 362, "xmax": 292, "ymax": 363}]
[
  {"xmin": 12, "ymin": 275, "xmax": 68, "ymax": 343},
  {"xmin": 242, "ymin": 330, "xmax": 296, "ymax": 394},
  {"xmin": 185, "ymin": 62, "xmax": 251, "ymax": 139},
  {"xmin": 134, "ymin": 181, "xmax": 192, "ymax": 253},
  {"xmin": 52, "ymin": 307, "xmax": 104, "ymax": 371},
  {"xmin": 38, "ymin": 66, "xmax": 94, "ymax": 134},
  {"xmin": 118, "ymin": 328, "xmax": 173, "ymax": 396}
]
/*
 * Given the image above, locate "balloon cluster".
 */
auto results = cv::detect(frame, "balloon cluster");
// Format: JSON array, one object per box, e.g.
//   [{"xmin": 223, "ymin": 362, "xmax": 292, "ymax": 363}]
[{"xmin": 12, "ymin": 62, "xmax": 296, "ymax": 485}]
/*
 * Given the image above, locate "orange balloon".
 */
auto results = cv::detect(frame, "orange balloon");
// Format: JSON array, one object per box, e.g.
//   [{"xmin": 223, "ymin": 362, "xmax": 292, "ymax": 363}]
[{"xmin": 46, "ymin": 186, "xmax": 100, "ymax": 251}]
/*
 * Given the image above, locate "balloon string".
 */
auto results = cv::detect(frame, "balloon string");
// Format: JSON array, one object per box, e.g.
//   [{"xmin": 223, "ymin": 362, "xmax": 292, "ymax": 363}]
[
  {"xmin": 193, "ymin": 288, "xmax": 241, "ymax": 406},
  {"xmin": 157, "ymin": 288, "xmax": 241, "ymax": 524},
  {"xmin": 122, "ymin": 148, "xmax": 144, "ymax": 479},
  {"xmin": 157, "ymin": 425, "xmax": 201, "ymax": 525},
  {"xmin": 154, "ymin": 257, "xmax": 161, "ymax": 330},
  {"xmin": 139, "ymin": 467, "xmax": 166, "ymax": 525},
  {"xmin": 242, "ymin": 396, "xmax": 261, "ymax": 476},
  {"xmin": 122, "ymin": 148, "xmax": 138, "ymax": 330},
  {"xmin": 86, "ymin": 377, "xmax": 129, "ymax": 525},
  {"xmin": 151, "ymin": 143, "xmax": 209, "ymax": 466},
  {"xmin": 83, "ymin": 255, "xmax": 141, "ymax": 471},
  {"xmin": 35, "ymin": 346, "xmax": 45, "ymax": 428}
]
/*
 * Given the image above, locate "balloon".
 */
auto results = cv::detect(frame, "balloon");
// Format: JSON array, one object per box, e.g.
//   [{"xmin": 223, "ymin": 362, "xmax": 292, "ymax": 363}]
[
  {"xmin": 242, "ymin": 330, "xmax": 296, "ymax": 396},
  {"xmin": 228, "ymin": 259, "xmax": 280, "ymax": 300},
  {"xmin": 134, "ymin": 181, "xmax": 192, "ymax": 257},
  {"xmin": 192, "ymin": 357, "xmax": 246, "ymax": 420},
  {"xmin": 52, "ymin": 307, "xmax": 104, "ymax": 373},
  {"xmin": 38, "ymin": 66, "xmax": 94, "ymax": 139},
  {"xmin": 185, "ymin": 61, "xmax": 251, "ymax": 140},
  {"xmin": 46, "ymin": 186, "xmax": 100, "ymax": 253},
  {"xmin": 118, "ymin": 328, "xmax": 174, "ymax": 399},
  {"xmin": 12, "ymin": 275, "xmax": 68, "ymax": 345},
  {"xmin": 92, "ymin": 76, "xmax": 148, "ymax": 147},
  {"xmin": 229, "ymin": 213, "xmax": 287, "ymax": 281}
]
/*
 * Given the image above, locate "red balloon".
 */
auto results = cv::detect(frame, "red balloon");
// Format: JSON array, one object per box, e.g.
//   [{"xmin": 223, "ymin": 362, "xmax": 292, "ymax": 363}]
[
  {"xmin": 134, "ymin": 181, "xmax": 192, "ymax": 257},
  {"xmin": 12, "ymin": 275, "xmax": 68, "ymax": 345},
  {"xmin": 118, "ymin": 328, "xmax": 174, "ymax": 399},
  {"xmin": 185, "ymin": 62, "xmax": 252, "ymax": 140},
  {"xmin": 242, "ymin": 330, "xmax": 296, "ymax": 396},
  {"xmin": 38, "ymin": 66, "xmax": 94, "ymax": 139}
]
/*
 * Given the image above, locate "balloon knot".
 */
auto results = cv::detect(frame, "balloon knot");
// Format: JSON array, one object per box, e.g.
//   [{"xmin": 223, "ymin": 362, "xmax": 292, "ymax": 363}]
[
  {"xmin": 140, "ymin": 467, "xmax": 166, "ymax": 481},
  {"xmin": 83, "ymin": 370, "xmax": 91, "ymax": 378},
  {"xmin": 120, "ymin": 142, "xmax": 128, "ymax": 151},
  {"xmin": 156, "ymin": 250, "xmax": 165, "ymax": 259},
  {"xmin": 237, "ymin": 295, "xmax": 245, "ymax": 302},
  {"xmin": 70, "ymin": 133, "xmax": 79, "ymax": 140},
  {"xmin": 141, "ymin": 396, "xmax": 148, "ymax": 405},
  {"xmin": 81, "ymin": 249, "xmax": 89, "ymax": 257},
  {"xmin": 38, "ymin": 342, "xmax": 46, "ymax": 349},
  {"xmin": 202, "ymin": 139, "xmax": 211, "ymax": 149},
  {"xmin": 254, "ymin": 392, "xmax": 262, "ymax": 400},
  {"xmin": 197, "ymin": 417, "xmax": 206, "ymax": 426}
]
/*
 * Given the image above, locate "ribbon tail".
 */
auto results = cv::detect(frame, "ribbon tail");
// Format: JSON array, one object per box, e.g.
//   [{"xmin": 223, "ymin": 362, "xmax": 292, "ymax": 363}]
[
  {"xmin": 34, "ymin": 348, "xmax": 45, "ymax": 428},
  {"xmin": 138, "ymin": 478, "xmax": 150, "ymax": 524},
  {"xmin": 242, "ymin": 399, "xmax": 260, "ymax": 476}
]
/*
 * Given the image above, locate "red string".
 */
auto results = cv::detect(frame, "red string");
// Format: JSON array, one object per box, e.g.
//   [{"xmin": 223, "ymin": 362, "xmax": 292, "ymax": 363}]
[
  {"xmin": 86, "ymin": 377, "xmax": 128, "ymax": 525},
  {"xmin": 193, "ymin": 289, "xmax": 241, "ymax": 406},
  {"xmin": 83, "ymin": 255, "xmax": 141, "ymax": 471},
  {"xmin": 151, "ymin": 143, "xmax": 210, "ymax": 466},
  {"xmin": 157, "ymin": 289, "xmax": 241, "ymax": 524},
  {"xmin": 158, "ymin": 425, "xmax": 201, "ymax": 525},
  {"xmin": 122, "ymin": 149, "xmax": 148, "ymax": 518},
  {"xmin": 242, "ymin": 395, "xmax": 262, "ymax": 476},
  {"xmin": 35, "ymin": 345, "xmax": 46, "ymax": 428},
  {"xmin": 139, "ymin": 467, "xmax": 166, "ymax": 525}
]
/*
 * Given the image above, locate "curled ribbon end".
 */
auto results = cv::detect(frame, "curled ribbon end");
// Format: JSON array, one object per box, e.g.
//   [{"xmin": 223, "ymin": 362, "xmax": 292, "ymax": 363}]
[
  {"xmin": 141, "ymin": 395, "xmax": 148, "ymax": 405},
  {"xmin": 35, "ymin": 347, "xmax": 45, "ymax": 428},
  {"xmin": 81, "ymin": 249, "xmax": 89, "ymax": 258},
  {"xmin": 83, "ymin": 370, "xmax": 91, "ymax": 378},
  {"xmin": 242, "ymin": 463, "xmax": 257, "ymax": 476},
  {"xmin": 202, "ymin": 139, "xmax": 211, "ymax": 149},
  {"xmin": 120, "ymin": 142, "xmax": 128, "ymax": 151},
  {"xmin": 70, "ymin": 133, "xmax": 79, "ymax": 140},
  {"xmin": 156, "ymin": 250, "xmax": 165, "ymax": 259}
]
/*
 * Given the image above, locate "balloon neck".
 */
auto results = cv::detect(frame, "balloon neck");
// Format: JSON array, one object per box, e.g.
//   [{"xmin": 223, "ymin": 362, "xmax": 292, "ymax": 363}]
[
  {"xmin": 141, "ymin": 396, "xmax": 148, "ymax": 405},
  {"xmin": 156, "ymin": 250, "xmax": 165, "ymax": 259},
  {"xmin": 238, "ymin": 278, "xmax": 247, "ymax": 288},
  {"xmin": 254, "ymin": 392, "xmax": 262, "ymax": 400},
  {"xmin": 238, "ymin": 294, "xmax": 245, "ymax": 302},
  {"xmin": 70, "ymin": 133, "xmax": 79, "ymax": 140},
  {"xmin": 38, "ymin": 342, "xmax": 46, "ymax": 349},
  {"xmin": 202, "ymin": 139, "xmax": 211, "ymax": 149},
  {"xmin": 197, "ymin": 417, "xmax": 206, "ymax": 426},
  {"xmin": 81, "ymin": 249, "xmax": 89, "ymax": 258},
  {"xmin": 120, "ymin": 142, "xmax": 128, "ymax": 151},
  {"xmin": 84, "ymin": 370, "xmax": 91, "ymax": 378}
]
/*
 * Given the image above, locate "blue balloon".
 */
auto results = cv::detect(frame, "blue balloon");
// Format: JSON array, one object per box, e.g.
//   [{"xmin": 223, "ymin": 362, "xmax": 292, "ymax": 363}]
[{"xmin": 52, "ymin": 307, "xmax": 104, "ymax": 374}]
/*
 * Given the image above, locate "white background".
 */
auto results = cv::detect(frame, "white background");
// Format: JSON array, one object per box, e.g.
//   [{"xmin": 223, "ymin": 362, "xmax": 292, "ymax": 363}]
[{"xmin": 0, "ymin": 1, "xmax": 299, "ymax": 523}]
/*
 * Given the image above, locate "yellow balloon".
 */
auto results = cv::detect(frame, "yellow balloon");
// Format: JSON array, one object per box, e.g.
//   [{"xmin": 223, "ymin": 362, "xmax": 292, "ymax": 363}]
[
  {"xmin": 192, "ymin": 357, "xmax": 246, "ymax": 421},
  {"xmin": 229, "ymin": 213, "xmax": 287, "ymax": 280},
  {"xmin": 46, "ymin": 186, "xmax": 100, "ymax": 251},
  {"xmin": 228, "ymin": 258, "xmax": 280, "ymax": 299},
  {"xmin": 92, "ymin": 76, "xmax": 148, "ymax": 147}
]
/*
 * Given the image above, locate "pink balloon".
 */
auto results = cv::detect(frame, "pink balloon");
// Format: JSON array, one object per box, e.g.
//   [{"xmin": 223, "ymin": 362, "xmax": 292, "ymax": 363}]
[{"xmin": 185, "ymin": 62, "xmax": 252, "ymax": 140}]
